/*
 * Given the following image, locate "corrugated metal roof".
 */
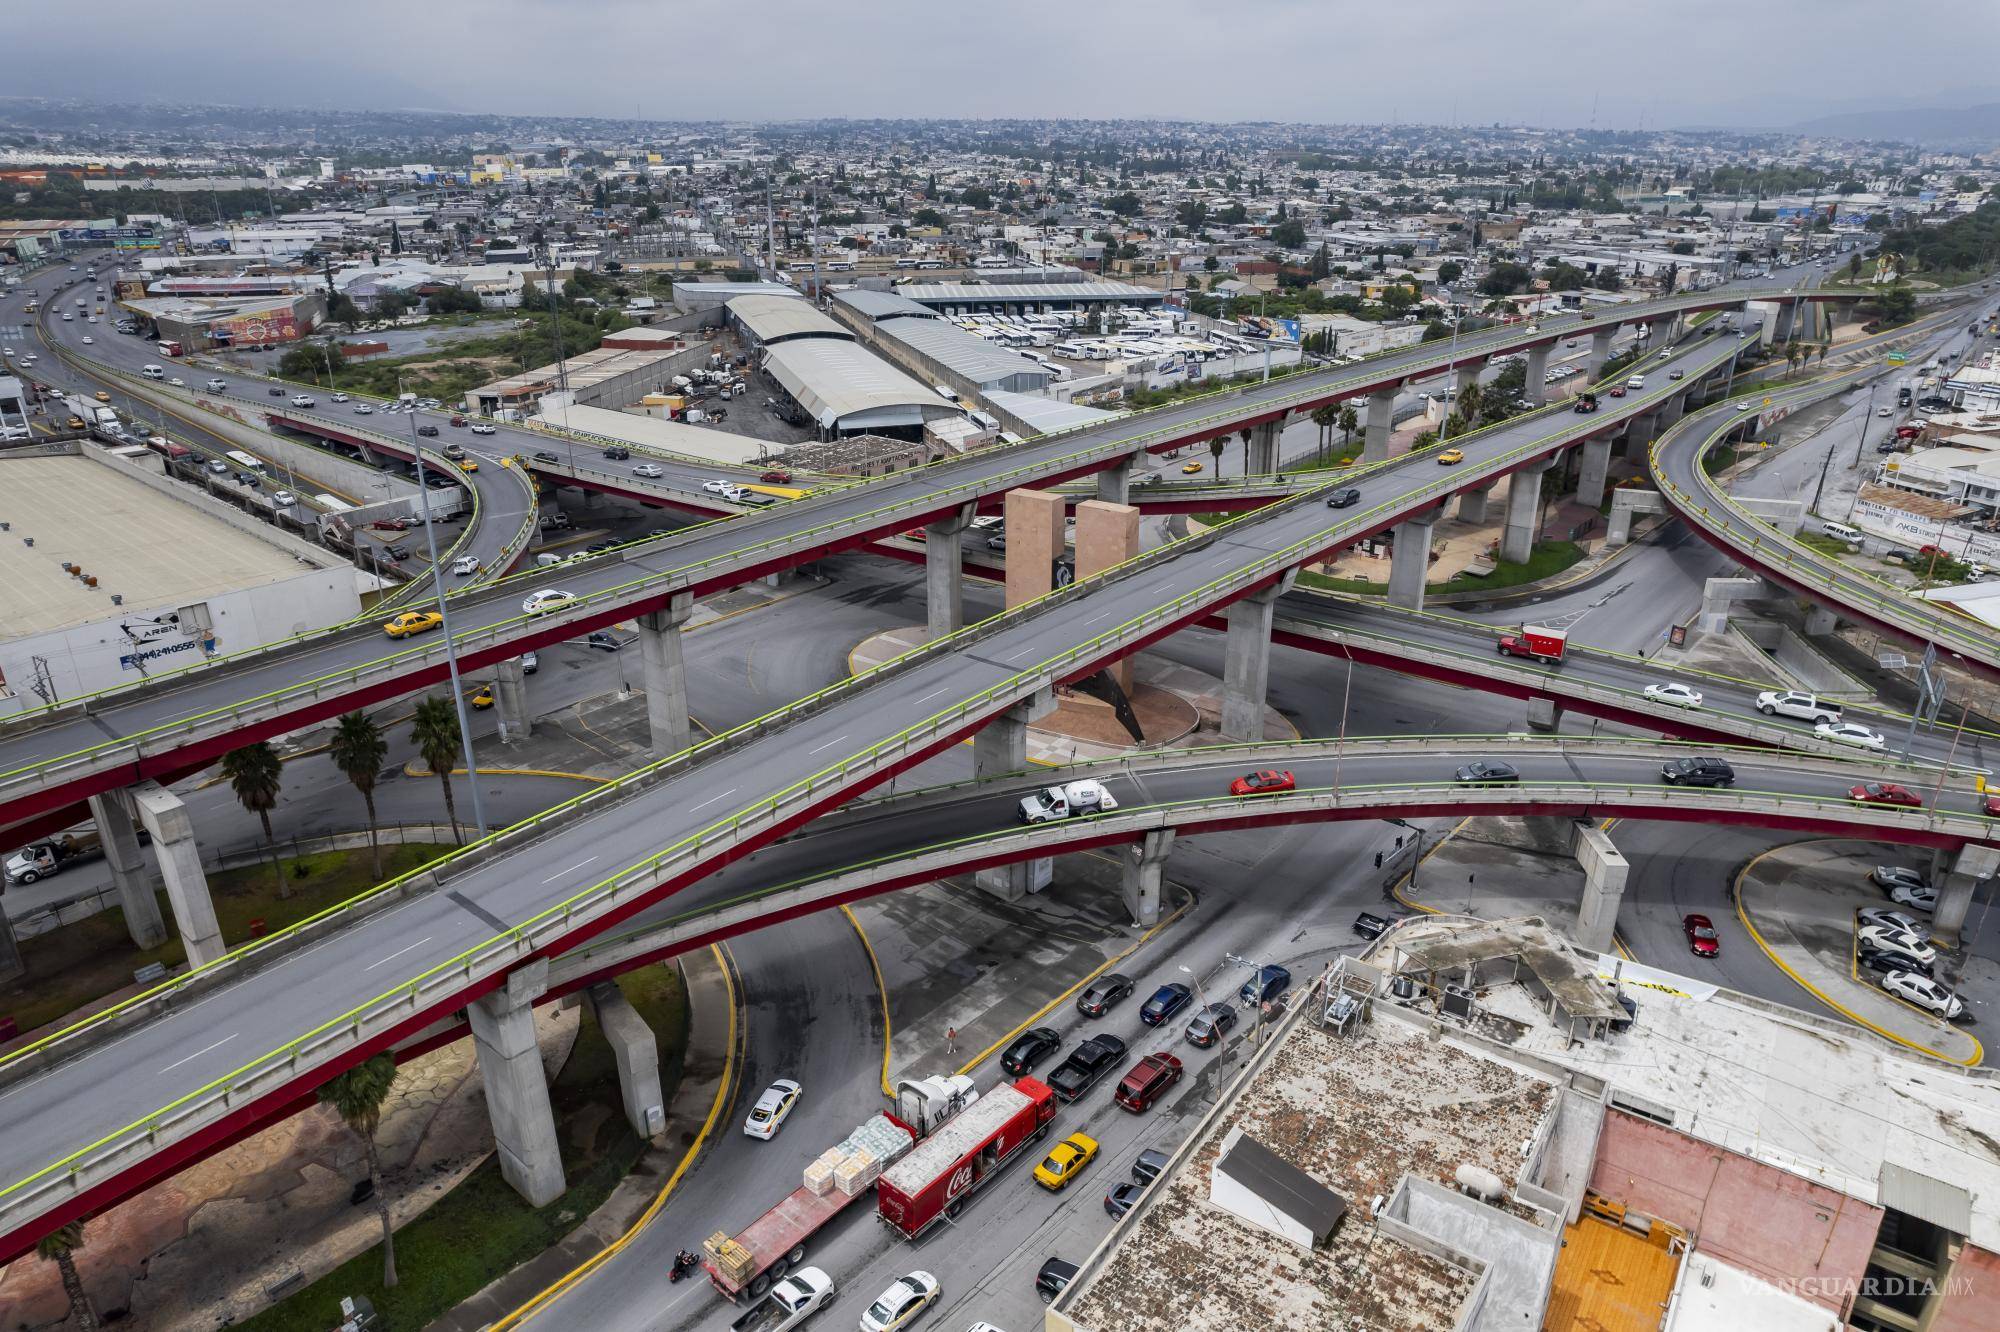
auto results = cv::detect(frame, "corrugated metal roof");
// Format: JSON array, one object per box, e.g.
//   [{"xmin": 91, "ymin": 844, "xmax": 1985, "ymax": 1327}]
[
  {"xmin": 874, "ymin": 318, "xmax": 1052, "ymax": 390},
  {"xmin": 896, "ymin": 281, "xmax": 1162, "ymax": 304},
  {"xmin": 1877, "ymin": 1162, "xmax": 1972, "ymax": 1235},
  {"xmin": 831, "ymin": 289, "xmax": 938, "ymax": 322},
  {"xmin": 763, "ymin": 341, "xmax": 947, "ymax": 428},
  {"xmin": 726, "ymin": 293, "xmax": 849, "ymax": 344},
  {"xmin": 985, "ymin": 388, "xmax": 1125, "ymax": 433}
]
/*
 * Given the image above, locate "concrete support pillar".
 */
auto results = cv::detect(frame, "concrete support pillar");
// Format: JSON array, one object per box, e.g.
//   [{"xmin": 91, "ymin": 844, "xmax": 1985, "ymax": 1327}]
[
  {"xmin": 1453, "ymin": 360, "xmax": 1483, "ymax": 401},
  {"xmin": 1120, "ymin": 829, "xmax": 1174, "ymax": 928},
  {"xmin": 1388, "ymin": 506, "xmax": 1442, "ymax": 611},
  {"xmin": 469, "ymin": 960, "xmax": 565, "ymax": 1207},
  {"xmin": 1621, "ymin": 411, "xmax": 1658, "ymax": 462},
  {"xmin": 1457, "ymin": 481, "xmax": 1495, "ymax": 525},
  {"xmin": 1574, "ymin": 825, "xmax": 1629, "ymax": 954},
  {"xmin": 1526, "ymin": 697, "xmax": 1561, "ymax": 732},
  {"xmin": 493, "ymin": 656, "xmax": 530, "ymax": 743},
  {"xmin": 924, "ymin": 503, "xmax": 974, "ymax": 640},
  {"xmin": 0, "ymin": 908, "xmax": 20, "ymax": 984},
  {"xmin": 1586, "ymin": 329, "xmax": 1615, "ymax": 381},
  {"xmin": 1221, "ymin": 574, "xmax": 1294, "ymax": 742},
  {"xmin": 585, "ymin": 981, "xmax": 665, "ymax": 1142},
  {"xmin": 1362, "ymin": 388, "xmax": 1397, "ymax": 463},
  {"xmin": 637, "ymin": 592, "xmax": 694, "ymax": 759},
  {"xmin": 1095, "ymin": 456, "xmax": 1134, "ymax": 505},
  {"xmin": 1246, "ymin": 419, "xmax": 1282, "ymax": 475},
  {"xmin": 975, "ymin": 689, "xmax": 1056, "ymax": 901},
  {"xmin": 1697, "ymin": 576, "xmax": 1763, "ymax": 634},
  {"xmin": 1500, "ymin": 459, "xmax": 1555, "ymax": 565},
  {"xmin": 132, "ymin": 780, "xmax": 224, "ymax": 967},
  {"xmin": 581, "ymin": 488, "xmax": 604, "ymax": 511},
  {"xmin": 1003, "ymin": 488, "xmax": 1066, "ymax": 610},
  {"xmin": 1658, "ymin": 396, "xmax": 1686, "ymax": 430},
  {"xmin": 1075, "ymin": 500, "xmax": 1141, "ymax": 692},
  {"xmin": 1931, "ymin": 845, "xmax": 1998, "ymax": 944},
  {"xmin": 88, "ymin": 788, "xmax": 166, "ymax": 949},
  {"xmin": 1575, "ymin": 435, "xmax": 1614, "ymax": 510},
  {"xmin": 1802, "ymin": 606, "xmax": 1839, "ymax": 637},
  {"xmin": 1523, "ymin": 344, "xmax": 1551, "ymax": 406}
]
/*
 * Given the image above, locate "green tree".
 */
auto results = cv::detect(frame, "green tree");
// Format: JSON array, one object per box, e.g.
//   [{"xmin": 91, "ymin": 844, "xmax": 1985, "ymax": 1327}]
[
  {"xmin": 1271, "ymin": 218, "xmax": 1307, "ymax": 248},
  {"xmin": 1311, "ymin": 404, "xmax": 1337, "ymax": 461},
  {"xmin": 1876, "ymin": 287, "xmax": 1917, "ymax": 325},
  {"xmin": 1106, "ymin": 191, "xmax": 1142, "ymax": 217},
  {"xmin": 37, "ymin": 1222, "xmax": 96, "ymax": 1330},
  {"xmin": 1337, "ymin": 404, "xmax": 1358, "ymax": 452},
  {"xmin": 221, "ymin": 741, "xmax": 286, "ymax": 898},
  {"xmin": 329, "ymin": 711, "xmax": 388, "ymax": 879},
  {"xmin": 1202, "ymin": 254, "xmax": 1219, "ymax": 272},
  {"xmin": 411, "ymin": 696, "xmax": 466, "ymax": 843},
  {"xmin": 1208, "ymin": 435, "xmax": 1226, "ymax": 471},
  {"xmin": 1436, "ymin": 260, "xmax": 1462, "ymax": 285},
  {"xmin": 960, "ymin": 185, "xmax": 993, "ymax": 210},
  {"xmin": 1478, "ymin": 262, "xmax": 1532, "ymax": 296},
  {"xmin": 1176, "ymin": 199, "xmax": 1208, "ymax": 230},
  {"xmin": 320, "ymin": 1055, "xmax": 402, "ymax": 1289},
  {"xmin": 1816, "ymin": 343, "xmax": 1829, "ymax": 366}
]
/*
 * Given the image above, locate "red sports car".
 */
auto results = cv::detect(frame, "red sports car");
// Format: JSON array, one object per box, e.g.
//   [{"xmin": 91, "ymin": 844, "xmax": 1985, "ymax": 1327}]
[
  {"xmin": 1682, "ymin": 913, "xmax": 1720, "ymax": 957},
  {"xmin": 1850, "ymin": 782, "xmax": 1922, "ymax": 809},
  {"xmin": 760, "ymin": 468, "xmax": 793, "ymax": 484},
  {"xmin": 1609, "ymin": 386, "xmax": 1627, "ymax": 397},
  {"xmin": 1229, "ymin": 769, "xmax": 1296, "ymax": 797},
  {"xmin": 1985, "ymin": 794, "xmax": 2000, "ymax": 818}
]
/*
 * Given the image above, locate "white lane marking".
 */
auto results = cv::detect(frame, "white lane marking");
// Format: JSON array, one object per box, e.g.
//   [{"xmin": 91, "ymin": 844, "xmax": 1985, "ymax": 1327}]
[
  {"xmin": 540, "ymin": 856, "xmax": 598, "ymax": 884},
  {"xmin": 364, "ymin": 937, "xmax": 435, "ymax": 971},
  {"xmin": 688, "ymin": 787, "xmax": 740, "ymax": 814},
  {"xmin": 159, "ymin": 1034, "xmax": 236, "ymax": 1075},
  {"xmin": 914, "ymin": 686, "xmax": 950, "ymax": 704},
  {"xmin": 807, "ymin": 734, "xmax": 850, "ymax": 755}
]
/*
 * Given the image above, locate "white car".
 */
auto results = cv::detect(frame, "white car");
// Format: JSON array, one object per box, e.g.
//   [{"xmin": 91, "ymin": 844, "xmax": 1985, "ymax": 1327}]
[
  {"xmin": 632, "ymin": 463, "xmax": 664, "ymax": 478},
  {"xmin": 859, "ymin": 1271, "xmax": 940, "ymax": 1332},
  {"xmin": 700, "ymin": 479, "xmax": 734, "ymax": 495},
  {"xmin": 271, "ymin": 489, "xmax": 297, "ymax": 507},
  {"xmin": 452, "ymin": 555, "xmax": 481, "ymax": 576},
  {"xmin": 521, "ymin": 589, "xmax": 577, "ymax": 616},
  {"xmin": 1880, "ymin": 971, "xmax": 1964, "ymax": 1019},
  {"xmin": 332, "ymin": 392, "xmax": 350, "ymax": 402},
  {"xmin": 169, "ymin": 377, "xmax": 185, "ymax": 386},
  {"xmin": 1876, "ymin": 406, "xmax": 1892, "ymax": 418},
  {"xmin": 1857, "ymin": 923, "xmax": 1936, "ymax": 967},
  {"xmin": 1857, "ymin": 906, "xmax": 1929, "ymax": 939},
  {"xmin": 470, "ymin": 422, "xmax": 497, "ymax": 435},
  {"xmin": 743, "ymin": 1078, "xmax": 801, "ymax": 1140},
  {"xmin": 205, "ymin": 378, "xmax": 228, "ymax": 391},
  {"xmin": 79, "ymin": 335, "xmax": 93, "ymax": 344},
  {"xmin": 1815, "ymin": 721, "xmax": 1885, "ymax": 751},
  {"xmin": 1643, "ymin": 682, "xmax": 1702, "ymax": 710},
  {"xmin": 354, "ymin": 403, "xmax": 375, "ymax": 415},
  {"xmin": 759, "ymin": 1268, "xmax": 835, "ymax": 1328},
  {"xmin": 1891, "ymin": 881, "xmax": 1939, "ymax": 912},
  {"xmin": 289, "ymin": 394, "xmax": 316, "ymax": 407},
  {"xmin": 1735, "ymin": 400, "xmax": 1754, "ymax": 411}
]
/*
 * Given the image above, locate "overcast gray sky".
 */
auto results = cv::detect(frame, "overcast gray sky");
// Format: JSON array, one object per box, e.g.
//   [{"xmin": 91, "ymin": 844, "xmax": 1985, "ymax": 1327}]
[{"xmin": 11, "ymin": 0, "xmax": 1998, "ymax": 131}]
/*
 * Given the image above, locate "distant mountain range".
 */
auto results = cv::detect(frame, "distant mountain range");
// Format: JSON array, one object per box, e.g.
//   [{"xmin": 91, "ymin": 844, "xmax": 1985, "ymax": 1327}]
[{"xmin": 1789, "ymin": 102, "xmax": 2000, "ymax": 147}]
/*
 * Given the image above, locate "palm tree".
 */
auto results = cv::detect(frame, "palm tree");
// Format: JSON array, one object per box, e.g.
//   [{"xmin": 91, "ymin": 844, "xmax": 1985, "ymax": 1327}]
[
  {"xmin": 37, "ymin": 1221, "xmax": 96, "ymax": 1330},
  {"xmin": 329, "ymin": 711, "xmax": 388, "ymax": 879},
  {"xmin": 320, "ymin": 1055, "xmax": 401, "ymax": 1289},
  {"xmin": 1311, "ymin": 404, "xmax": 1337, "ymax": 463},
  {"xmin": 1337, "ymin": 404, "xmax": 1359, "ymax": 456},
  {"xmin": 411, "ymin": 696, "xmax": 465, "ymax": 844},
  {"xmin": 1238, "ymin": 427, "xmax": 1255, "ymax": 476},
  {"xmin": 1207, "ymin": 435, "xmax": 1226, "ymax": 473},
  {"xmin": 221, "ymin": 741, "xmax": 286, "ymax": 899},
  {"xmin": 1816, "ymin": 343, "xmax": 1829, "ymax": 367}
]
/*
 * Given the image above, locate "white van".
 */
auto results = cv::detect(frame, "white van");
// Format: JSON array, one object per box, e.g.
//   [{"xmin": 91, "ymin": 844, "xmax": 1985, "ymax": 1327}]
[
  {"xmin": 141, "ymin": 363, "xmax": 165, "ymax": 379},
  {"xmin": 1626, "ymin": 374, "xmax": 1646, "ymax": 390},
  {"xmin": 1821, "ymin": 522, "xmax": 1861, "ymax": 544},
  {"xmin": 535, "ymin": 553, "xmax": 566, "ymax": 568}
]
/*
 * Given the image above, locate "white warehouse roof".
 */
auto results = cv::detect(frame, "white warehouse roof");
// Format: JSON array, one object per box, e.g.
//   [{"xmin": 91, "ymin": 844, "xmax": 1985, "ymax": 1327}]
[
  {"xmin": 763, "ymin": 342, "xmax": 956, "ymax": 432},
  {"xmin": 727, "ymin": 293, "xmax": 849, "ymax": 345},
  {"xmin": 873, "ymin": 318, "xmax": 1052, "ymax": 392}
]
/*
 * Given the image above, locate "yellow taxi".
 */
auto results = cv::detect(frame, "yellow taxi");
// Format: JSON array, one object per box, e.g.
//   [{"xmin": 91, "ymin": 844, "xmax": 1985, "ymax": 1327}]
[
  {"xmin": 1032, "ymin": 1131, "xmax": 1100, "ymax": 1191},
  {"xmin": 93, "ymin": 390, "xmax": 111, "ymax": 403},
  {"xmin": 467, "ymin": 683, "xmax": 494, "ymax": 710},
  {"xmin": 1180, "ymin": 461, "xmax": 1204, "ymax": 475},
  {"xmin": 457, "ymin": 458, "xmax": 479, "ymax": 473},
  {"xmin": 1437, "ymin": 447, "xmax": 1465, "ymax": 465},
  {"xmin": 382, "ymin": 610, "xmax": 444, "ymax": 639}
]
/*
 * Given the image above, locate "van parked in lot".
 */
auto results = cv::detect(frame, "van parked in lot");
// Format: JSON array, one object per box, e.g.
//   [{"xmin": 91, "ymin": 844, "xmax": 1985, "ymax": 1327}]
[{"xmin": 1821, "ymin": 522, "xmax": 1861, "ymax": 544}]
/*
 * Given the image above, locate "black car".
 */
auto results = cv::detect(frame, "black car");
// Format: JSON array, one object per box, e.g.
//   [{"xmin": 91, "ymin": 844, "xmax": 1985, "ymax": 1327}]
[
  {"xmin": 1046, "ymin": 1034, "xmax": 1127, "ymax": 1102},
  {"xmin": 1353, "ymin": 911, "xmax": 1391, "ymax": 941},
  {"xmin": 1132, "ymin": 1148, "xmax": 1170, "ymax": 1186},
  {"xmin": 1455, "ymin": 760, "xmax": 1520, "ymax": 785},
  {"xmin": 1000, "ymin": 1026, "xmax": 1061, "ymax": 1076},
  {"xmin": 533, "ymin": 450, "xmax": 560, "ymax": 463},
  {"xmin": 382, "ymin": 544, "xmax": 411, "ymax": 562},
  {"xmin": 604, "ymin": 445, "xmax": 631, "ymax": 460},
  {"xmin": 1325, "ymin": 487, "xmax": 1361, "ymax": 509},
  {"xmin": 267, "ymin": 386, "xmax": 285, "ymax": 396},
  {"xmin": 1139, "ymin": 982, "xmax": 1193, "ymax": 1027},
  {"xmin": 1076, "ymin": 973, "xmax": 1134, "ymax": 1018},
  {"xmin": 1104, "ymin": 1183, "xmax": 1145, "ymax": 1219},
  {"xmin": 1184, "ymin": 1002, "xmax": 1237, "ymax": 1048},
  {"xmin": 1239, "ymin": 965, "xmax": 1291, "ymax": 1006},
  {"xmin": 1660, "ymin": 756, "xmax": 1734, "ymax": 788},
  {"xmin": 1036, "ymin": 1258, "xmax": 1079, "ymax": 1304},
  {"xmin": 417, "ymin": 424, "xmax": 440, "ymax": 437},
  {"xmin": 1858, "ymin": 946, "xmax": 1933, "ymax": 979},
  {"xmin": 585, "ymin": 631, "xmax": 624, "ymax": 651},
  {"xmin": 585, "ymin": 539, "xmax": 619, "ymax": 554}
]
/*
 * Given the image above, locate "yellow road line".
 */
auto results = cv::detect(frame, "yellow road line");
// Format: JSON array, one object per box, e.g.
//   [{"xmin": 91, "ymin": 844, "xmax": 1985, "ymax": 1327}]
[
  {"xmin": 1730, "ymin": 844, "xmax": 1982, "ymax": 1067},
  {"xmin": 841, "ymin": 904, "xmax": 897, "ymax": 1099},
  {"xmin": 487, "ymin": 944, "xmax": 742, "ymax": 1331},
  {"xmin": 404, "ymin": 760, "xmax": 610, "ymax": 784},
  {"xmin": 1388, "ymin": 817, "xmax": 1471, "ymax": 914}
]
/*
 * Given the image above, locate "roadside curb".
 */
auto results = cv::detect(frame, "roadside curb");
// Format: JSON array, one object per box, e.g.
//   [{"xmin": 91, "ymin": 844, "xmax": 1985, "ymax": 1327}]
[{"xmin": 434, "ymin": 944, "xmax": 744, "ymax": 1332}]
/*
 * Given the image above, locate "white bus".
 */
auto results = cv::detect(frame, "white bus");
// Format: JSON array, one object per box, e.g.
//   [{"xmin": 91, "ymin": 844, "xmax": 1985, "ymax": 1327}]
[{"xmin": 224, "ymin": 450, "xmax": 267, "ymax": 473}]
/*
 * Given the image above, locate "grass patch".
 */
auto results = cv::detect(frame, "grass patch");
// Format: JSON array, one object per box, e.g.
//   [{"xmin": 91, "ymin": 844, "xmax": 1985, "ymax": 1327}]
[
  {"xmin": 234, "ymin": 964, "xmax": 689, "ymax": 1332},
  {"xmin": 1797, "ymin": 532, "xmax": 1857, "ymax": 557},
  {"xmin": 1296, "ymin": 539, "xmax": 1585, "ymax": 597},
  {"xmin": 1701, "ymin": 445, "xmax": 1740, "ymax": 477},
  {"xmin": 1283, "ymin": 437, "xmax": 1365, "ymax": 474},
  {"xmin": 1, "ymin": 842, "xmax": 452, "ymax": 1035}
]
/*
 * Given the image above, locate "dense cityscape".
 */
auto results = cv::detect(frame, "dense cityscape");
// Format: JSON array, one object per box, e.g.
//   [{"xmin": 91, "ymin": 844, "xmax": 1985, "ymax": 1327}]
[{"xmin": 1, "ymin": 25, "xmax": 2000, "ymax": 1332}]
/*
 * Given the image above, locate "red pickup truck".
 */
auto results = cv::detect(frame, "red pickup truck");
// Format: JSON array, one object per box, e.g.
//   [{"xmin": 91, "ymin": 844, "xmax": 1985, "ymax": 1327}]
[{"xmin": 1497, "ymin": 626, "xmax": 1568, "ymax": 664}]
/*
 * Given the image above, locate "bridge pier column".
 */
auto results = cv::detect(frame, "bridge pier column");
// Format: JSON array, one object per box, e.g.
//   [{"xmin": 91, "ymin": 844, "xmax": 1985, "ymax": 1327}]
[
  {"xmin": 1362, "ymin": 388, "xmax": 1397, "ymax": 463},
  {"xmin": 1457, "ymin": 480, "xmax": 1495, "ymax": 524},
  {"xmin": 89, "ymin": 788, "xmax": 166, "ymax": 949},
  {"xmin": 1003, "ymin": 488, "xmax": 1066, "ymax": 610},
  {"xmin": 638, "ymin": 593, "xmax": 695, "ymax": 759},
  {"xmin": 1076, "ymin": 500, "xmax": 1140, "ymax": 692},
  {"xmin": 1222, "ymin": 573, "xmax": 1295, "ymax": 741},
  {"xmin": 1120, "ymin": 829, "xmax": 1174, "ymax": 928},
  {"xmin": 1575, "ymin": 435, "xmax": 1614, "ymax": 510},
  {"xmin": 925, "ymin": 503, "xmax": 975, "ymax": 639},
  {"xmin": 1526, "ymin": 697, "xmax": 1562, "ymax": 732},
  {"xmin": 470, "ymin": 960, "xmax": 566, "ymax": 1207},
  {"xmin": 1587, "ymin": 329, "xmax": 1615, "ymax": 382},
  {"xmin": 1697, "ymin": 576, "xmax": 1763, "ymax": 633},
  {"xmin": 584, "ymin": 980, "xmax": 665, "ymax": 1142},
  {"xmin": 1657, "ymin": 396, "xmax": 1686, "ymax": 430},
  {"xmin": 1802, "ymin": 606, "xmax": 1839, "ymax": 637},
  {"xmin": 1246, "ymin": 419, "xmax": 1283, "ymax": 475},
  {"xmin": 1453, "ymin": 360, "xmax": 1484, "ymax": 401},
  {"xmin": 1622, "ymin": 410, "xmax": 1658, "ymax": 462},
  {"xmin": 1500, "ymin": 458, "xmax": 1557, "ymax": 564},
  {"xmin": 974, "ymin": 690, "xmax": 1056, "ymax": 902},
  {"xmin": 1388, "ymin": 505, "xmax": 1442, "ymax": 612},
  {"xmin": 1095, "ymin": 456, "xmax": 1134, "ymax": 505},
  {"xmin": 1523, "ymin": 345, "xmax": 1550, "ymax": 407},
  {"xmin": 132, "ymin": 780, "xmax": 224, "ymax": 967},
  {"xmin": 1574, "ymin": 825, "xmax": 1628, "ymax": 955},
  {"xmin": 1930, "ymin": 845, "xmax": 1998, "ymax": 945},
  {"xmin": 493, "ymin": 656, "xmax": 530, "ymax": 743}
]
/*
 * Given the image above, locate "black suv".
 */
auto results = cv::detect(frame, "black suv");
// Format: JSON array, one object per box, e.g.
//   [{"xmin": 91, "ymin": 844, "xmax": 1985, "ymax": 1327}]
[
  {"xmin": 1001, "ymin": 1026, "xmax": 1061, "ymax": 1076},
  {"xmin": 1036, "ymin": 1258, "xmax": 1079, "ymax": 1304},
  {"xmin": 1075, "ymin": 973, "xmax": 1134, "ymax": 1018},
  {"xmin": 1046, "ymin": 1034, "xmax": 1127, "ymax": 1102},
  {"xmin": 416, "ymin": 424, "xmax": 440, "ymax": 437},
  {"xmin": 1660, "ymin": 756, "xmax": 1734, "ymax": 788},
  {"xmin": 604, "ymin": 445, "xmax": 631, "ymax": 460}
]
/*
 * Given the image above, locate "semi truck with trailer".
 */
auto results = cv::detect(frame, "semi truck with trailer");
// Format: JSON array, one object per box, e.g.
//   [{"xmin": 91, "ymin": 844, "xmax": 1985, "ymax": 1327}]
[{"xmin": 875, "ymin": 1077, "xmax": 1057, "ymax": 1239}]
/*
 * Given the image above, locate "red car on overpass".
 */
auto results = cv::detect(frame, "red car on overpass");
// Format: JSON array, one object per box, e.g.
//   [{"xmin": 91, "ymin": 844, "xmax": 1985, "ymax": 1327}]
[{"xmin": 1849, "ymin": 782, "xmax": 1922, "ymax": 809}]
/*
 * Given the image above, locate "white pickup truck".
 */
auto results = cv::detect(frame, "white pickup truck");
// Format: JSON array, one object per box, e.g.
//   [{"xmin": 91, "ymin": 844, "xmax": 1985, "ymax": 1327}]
[
  {"xmin": 729, "ymin": 1267, "xmax": 834, "ymax": 1332},
  {"xmin": 1755, "ymin": 691, "xmax": 1843, "ymax": 724},
  {"xmin": 1017, "ymin": 779, "xmax": 1118, "ymax": 824}
]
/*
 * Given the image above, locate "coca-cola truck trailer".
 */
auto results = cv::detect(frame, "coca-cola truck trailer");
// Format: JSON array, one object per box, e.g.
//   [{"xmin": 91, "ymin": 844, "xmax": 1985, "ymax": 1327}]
[{"xmin": 876, "ymin": 1077, "xmax": 1057, "ymax": 1239}]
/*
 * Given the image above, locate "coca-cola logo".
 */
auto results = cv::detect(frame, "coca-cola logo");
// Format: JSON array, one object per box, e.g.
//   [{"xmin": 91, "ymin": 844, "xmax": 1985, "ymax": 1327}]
[{"xmin": 944, "ymin": 1164, "xmax": 974, "ymax": 1200}]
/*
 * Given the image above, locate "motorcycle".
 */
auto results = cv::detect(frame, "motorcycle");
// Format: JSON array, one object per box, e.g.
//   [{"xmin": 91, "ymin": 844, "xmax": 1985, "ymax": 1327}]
[{"xmin": 668, "ymin": 1250, "xmax": 699, "ymax": 1283}]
